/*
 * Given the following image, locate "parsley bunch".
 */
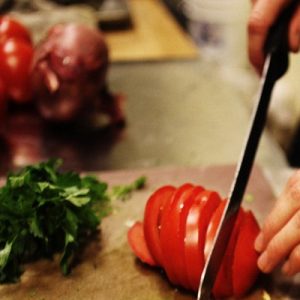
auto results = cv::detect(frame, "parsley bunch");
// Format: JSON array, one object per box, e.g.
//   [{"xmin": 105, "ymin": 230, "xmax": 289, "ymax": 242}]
[{"xmin": 0, "ymin": 159, "xmax": 110, "ymax": 283}]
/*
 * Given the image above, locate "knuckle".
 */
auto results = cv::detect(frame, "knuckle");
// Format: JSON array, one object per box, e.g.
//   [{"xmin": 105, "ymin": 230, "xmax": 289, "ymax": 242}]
[
  {"xmin": 262, "ymin": 215, "xmax": 276, "ymax": 235},
  {"xmin": 267, "ymin": 238, "xmax": 283, "ymax": 260}
]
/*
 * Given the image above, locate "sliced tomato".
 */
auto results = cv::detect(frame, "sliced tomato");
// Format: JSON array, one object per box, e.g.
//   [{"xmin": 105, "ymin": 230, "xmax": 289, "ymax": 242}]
[
  {"xmin": 165, "ymin": 185, "xmax": 204, "ymax": 288},
  {"xmin": 0, "ymin": 16, "xmax": 32, "ymax": 45},
  {"xmin": 232, "ymin": 211, "xmax": 260, "ymax": 297},
  {"xmin": 143, "ymin": 185, "xmax": 176, "ymax": 266},
  {"xmin": 214, "ymin": 210, "xmax": 245, "ymax": 298},
  {"xmin": 159, "ymin": 183, "xmax": 193, "ymax": 284},
  {"xmin": 184, "ymin": 190, "xmax": 221, "ymax": 290},
  {"xmin": 0, "ymin": 38, "xmax": 33, "ymax": 103},
  {"xmin": 127, "ymin": 221, "xmax": 157, "ymax": 266},
  {"xmin": 127, "ymin": 183, "xmax": 261, "ymax": 298},
  {"xmin": 205, "ymin": 200, "xmax": 247, "ymax": 298},
  {"xmin": 204, "ymin": 200, "xmax": 227, "ymax": 260}
]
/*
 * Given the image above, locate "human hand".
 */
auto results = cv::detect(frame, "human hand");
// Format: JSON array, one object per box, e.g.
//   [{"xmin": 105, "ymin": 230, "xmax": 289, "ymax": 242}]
[
  {"xmin": 255, "ymin": 170, "xmax": 300, "ymax": 276},
  {"xmin": 248, "ymin": 0, "xmax": 300, "ymax": 74}
]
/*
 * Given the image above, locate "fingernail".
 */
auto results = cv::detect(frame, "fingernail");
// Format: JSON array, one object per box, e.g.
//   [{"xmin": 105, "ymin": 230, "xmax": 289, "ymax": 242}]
[
  {"xmin": 255, "ymin": 232, "xmax": 264, "ymax": 252},
  {"xmin": 257, "ymin": 252, "xmax": 271, "ymax": 273}
]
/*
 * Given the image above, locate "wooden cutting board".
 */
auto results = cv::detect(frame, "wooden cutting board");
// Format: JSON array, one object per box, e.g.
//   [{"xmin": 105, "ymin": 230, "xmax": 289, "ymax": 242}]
[
  {"xmin": 0, "ymin": 165, "xmax": 298, "ymax": 300},
  {"xmin": 103, "ymin": 0, "xmax": 199, "ymax": 61}
]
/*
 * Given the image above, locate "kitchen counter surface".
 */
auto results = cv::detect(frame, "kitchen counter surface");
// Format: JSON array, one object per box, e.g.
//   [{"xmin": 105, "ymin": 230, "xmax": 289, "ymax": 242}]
[
  {"xmin": 0, "ymin": 58, "xmax": 290, "ymax": 193},
  {"xmin": 0, "ymin": 0, "xmax": 290, "ymax": 191}
]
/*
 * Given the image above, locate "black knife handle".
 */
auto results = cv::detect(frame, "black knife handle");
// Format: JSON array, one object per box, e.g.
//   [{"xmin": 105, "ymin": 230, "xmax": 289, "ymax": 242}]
[
  {"xmin": 265, "ymin": 0, "xmax": 299, "ymax": 79},
  {"xmin": 265, "ymin": 0, "xmax": 299, "ymax": 53}
]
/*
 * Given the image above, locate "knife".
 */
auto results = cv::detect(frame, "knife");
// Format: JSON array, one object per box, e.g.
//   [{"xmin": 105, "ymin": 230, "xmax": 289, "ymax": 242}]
[{"xmin": 197, "ymin": 1, "xmax": 298, "ymax": 299}]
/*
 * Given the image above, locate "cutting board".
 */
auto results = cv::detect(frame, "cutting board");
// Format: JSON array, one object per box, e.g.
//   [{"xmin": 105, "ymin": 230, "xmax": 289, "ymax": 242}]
[
  {"xmin": 103, "ymin": 0, "xmax": 199, "ymax": 61},
  {"xmin": 0, "ymin": 165, "xmax": 298, "ymax": 300}
]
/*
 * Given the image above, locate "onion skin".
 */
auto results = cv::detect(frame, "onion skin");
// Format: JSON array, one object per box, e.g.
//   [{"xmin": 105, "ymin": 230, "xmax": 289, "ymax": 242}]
[{"xmin": 31, "ymin": 23, "xmax": 123, "ymax": 124}]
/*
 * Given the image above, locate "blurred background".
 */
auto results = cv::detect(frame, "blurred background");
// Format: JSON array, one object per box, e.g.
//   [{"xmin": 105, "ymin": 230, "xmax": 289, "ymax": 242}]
[{"xmin": 0, "ymin": 0, "xmax": 300, "ymax": 183}]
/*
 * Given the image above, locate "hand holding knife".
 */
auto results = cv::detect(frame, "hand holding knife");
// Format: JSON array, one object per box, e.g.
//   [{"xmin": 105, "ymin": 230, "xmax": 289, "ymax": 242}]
[{"xmin": 197, "ymin": 1, "xmax": 298, "ymax": 299}]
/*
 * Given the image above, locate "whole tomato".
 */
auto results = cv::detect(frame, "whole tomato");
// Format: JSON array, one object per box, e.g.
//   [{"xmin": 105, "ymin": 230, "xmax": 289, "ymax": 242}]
[
  {"xmin": 0, "ymin": 38, "xmax": 33, "ymax": 103},
  {"xmin": 0, "ymin": 16, "xmax": 32, "ymax": 44},
  {"xmin": 0, "ymin": 16, "xmax": 33, "ymax": 104}
]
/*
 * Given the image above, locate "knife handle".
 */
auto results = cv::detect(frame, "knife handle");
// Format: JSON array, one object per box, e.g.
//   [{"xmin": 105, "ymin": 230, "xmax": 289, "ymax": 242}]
[
  {"xmin": 263, "ymin": 0, "xmax": 298, "ymax": 80},
  {"xmin": 265, "ymin": 0, "xmax": 299, "ymax": 54}
]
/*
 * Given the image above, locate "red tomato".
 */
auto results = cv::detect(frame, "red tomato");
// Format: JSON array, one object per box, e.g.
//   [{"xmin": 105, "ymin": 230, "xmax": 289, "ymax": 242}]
[
  {"xmin": 127, "ymin": 184, "xmax": 261, "ymax": 299},
  {"xmin": 0, "ymin": 16, "xmax": 32, "ymax": 45},
  {"xmin": 143, "ymin": 185, "xmax": 176, "ymax": 266},
  {"xmin": 232, "ymin": 211, "xmax": 260, "ymax": 297},
  {"xmin": 184, "ymin": 190, "xmax": 221, "ymax": 290},
  {"xmin": 0, "ymin": 38, "xmax": 33, "ymax": 103},
  {"xmin": 160, "ymin": 184, "xmax": 193, "ymax": 284},
  {"xmin": 205, "ymin": 201, "xmax": 245, "ymax": 298},
  {"xmin": 127, "ymin": 221, "xmax": 157, "ymax": 266},
  {"xmin": 163, "ymin": 185, "xmax": 204, "ymax": 288}
]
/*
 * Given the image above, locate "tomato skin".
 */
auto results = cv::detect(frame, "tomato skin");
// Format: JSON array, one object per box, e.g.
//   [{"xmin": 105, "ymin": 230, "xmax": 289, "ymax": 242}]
[
  {"xmin": 160, "ymin": 184, "xmax": 194, "ymax": 284},
  {"xmin": 0, "ymin": 16, "xmax": 32, "ymax": 45},
  {"xmin": 184, "ymin": 190, "xmax": 221, "ymax": 290},
  {"xmin": 232, "ymin": 211, "xmax": 260, "ymax": 297},
  {"xmin": 206, "ymin": 200, "xmax": 246, "ymax": 298},
  {"xmin": 128, "ymin": 184, "xmax": 261, "ymax": 298},
  {"xmin": 164, "ymin": 185, "xmax": 204, "ymax": 288},
  {"xmin": 143, "ymin": 185, "xmax": 176, "ymax": 266},
  {"xmin": 0, "ymin": 38, "xmax": 33, "ymax": 103}
]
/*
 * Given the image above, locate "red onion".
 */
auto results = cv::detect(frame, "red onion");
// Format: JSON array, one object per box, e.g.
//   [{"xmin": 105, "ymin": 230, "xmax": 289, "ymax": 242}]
[{"xmin": 31, "ymin": 23, "xmax": 124, "ymax": 124}]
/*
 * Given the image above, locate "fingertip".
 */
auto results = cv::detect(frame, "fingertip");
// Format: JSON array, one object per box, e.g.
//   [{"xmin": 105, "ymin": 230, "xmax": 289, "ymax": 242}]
[
  {"xmin": 257, "ymin": 251, "xmax": 272, "ymax": 273},
  {"xmin": 282, "ymin": 261, "xmax": 292, "ymax": 276},
  {"xmin": 255, "ymin": 232, "xmax": 264, "ymax": 252},
  {"xmin": 248, "ymin": 48, "xmax": 264, "ymax": 75},
  {"xmin": 289, "ymin": 4, "xmax": 300, "ymax": 53},
  {"xmin": 247, "ymin": 13, "xmax": 266, "ymax": 75},
  {"xmin": 289, "ymin": 30, "xmax": 300, "ymax": 53}
]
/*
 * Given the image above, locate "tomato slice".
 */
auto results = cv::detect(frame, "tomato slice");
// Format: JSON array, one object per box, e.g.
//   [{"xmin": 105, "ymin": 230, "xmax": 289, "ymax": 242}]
[
  {"xmin": 205, "ymin": 200, "xmax": 246, "ymax": 298},
  {"xmin": 0, "ymin": 38, "xmax": 33, "ymax": 103},
  {"xmin": 166, "ymin": 185, "xmax": 204, "ymax": 289},
  {"xmin": 204, "ymin": 200, "xmax": 226, "ymax": 259},
  {"xmin": 159, "ymin": 183, "xmax": 193, "ymax": 285},
  {"xmin": 0, "ymin": 16, "xmax": 32, "ymax": 45},
  {"xmin": 184, "ymin": 190, "xmax": 221, "ymax": 290},
  {"xmin": 127, "ymin": 221, "xmax": 157, "ymax": 266},
  {"xmin": 143, "ymin": 185, "xmax": 176, "ymax": 266},
  {"xmin": 232, "ymin": 211, "xmax": 260, "ymax": 297}
]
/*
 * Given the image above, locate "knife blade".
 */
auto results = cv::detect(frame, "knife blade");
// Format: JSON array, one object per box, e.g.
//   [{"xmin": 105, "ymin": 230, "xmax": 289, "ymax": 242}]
[{"xmin": 197, "ymin": 2, "xmax": 298, "ymax": 299}]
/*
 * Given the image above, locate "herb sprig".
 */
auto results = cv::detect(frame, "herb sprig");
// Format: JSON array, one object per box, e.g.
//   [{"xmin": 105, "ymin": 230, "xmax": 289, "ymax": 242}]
[{"xmin": 0, "ymin": 159, "xmax": 111, "ymax": 283}]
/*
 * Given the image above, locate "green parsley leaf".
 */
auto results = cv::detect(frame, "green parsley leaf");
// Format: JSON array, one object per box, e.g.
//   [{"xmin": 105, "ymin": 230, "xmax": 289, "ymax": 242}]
[
  {"xmin": 111, "ymin": 176, "xmax": 146, "ymax": 201},
  {"xmin": 0, "ymin": 159, "xmax": 110, "ymax": 283}
]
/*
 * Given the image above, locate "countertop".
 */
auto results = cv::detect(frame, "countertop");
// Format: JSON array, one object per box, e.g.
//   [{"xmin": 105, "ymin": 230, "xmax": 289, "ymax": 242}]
[
  {"xmin": 0, "ymin": 58, "xmax": 291, "ymax": 194},
  {"xmin": 0, "ymin": 0, "xmax": 291, "ymax": 193}
]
